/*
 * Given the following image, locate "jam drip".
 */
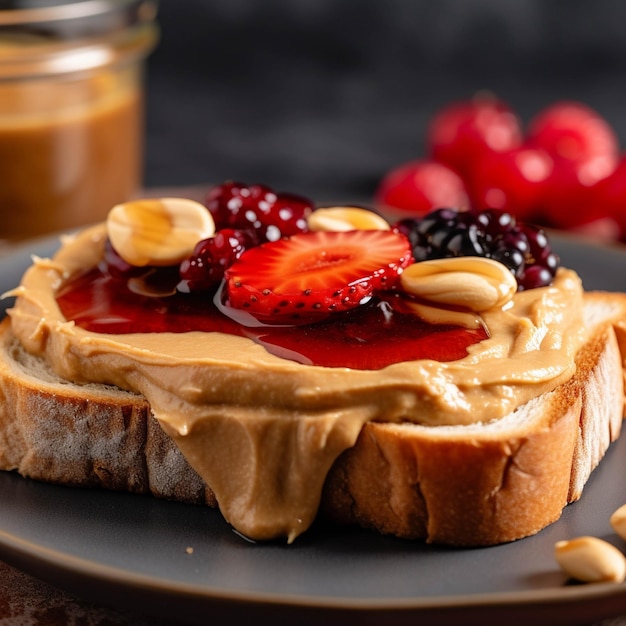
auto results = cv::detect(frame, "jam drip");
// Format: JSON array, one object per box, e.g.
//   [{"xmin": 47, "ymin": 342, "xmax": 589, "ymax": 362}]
[{"xmin": 56, "ymin": 268, "xmax": 488, "ymax": 370}]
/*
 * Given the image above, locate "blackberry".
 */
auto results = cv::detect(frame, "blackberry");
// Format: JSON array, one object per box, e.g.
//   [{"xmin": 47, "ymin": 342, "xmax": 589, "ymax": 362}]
[{"xmin": 394, "ymin": 207, "xmax": 559, "ymax": 291}]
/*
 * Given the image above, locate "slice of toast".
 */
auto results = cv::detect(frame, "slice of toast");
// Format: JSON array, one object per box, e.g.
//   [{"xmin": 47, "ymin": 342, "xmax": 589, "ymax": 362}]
[
  {"xmin": 0, "ymin": 291, "xmax": 624, "ymax": 546},
  {"xmin": 0, "ymin": 317, "xmax": 216, "ymax": 508}
]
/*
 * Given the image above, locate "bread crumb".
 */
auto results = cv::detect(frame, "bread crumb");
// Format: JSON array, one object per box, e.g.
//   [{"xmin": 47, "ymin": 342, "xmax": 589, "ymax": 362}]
[{"xmin": 185, "ymin": 547, "xmax": 194, "ymax": 554}]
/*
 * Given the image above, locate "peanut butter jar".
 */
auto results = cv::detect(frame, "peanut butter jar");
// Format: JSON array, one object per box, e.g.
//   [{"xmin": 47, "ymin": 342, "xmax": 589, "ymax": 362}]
[{"xmin": 0, "ymin": 0, "xmax": 158, "ymax": 240}]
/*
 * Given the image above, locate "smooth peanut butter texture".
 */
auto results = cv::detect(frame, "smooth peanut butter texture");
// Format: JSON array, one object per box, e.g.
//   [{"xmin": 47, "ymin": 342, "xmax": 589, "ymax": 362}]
[
  {"xmin": 7, "ymin": 224, "xmax": 586, "ymax": 541},
  {"xmin": 0, "ymin": 71, "xmax": 141, "ymax": 239}
]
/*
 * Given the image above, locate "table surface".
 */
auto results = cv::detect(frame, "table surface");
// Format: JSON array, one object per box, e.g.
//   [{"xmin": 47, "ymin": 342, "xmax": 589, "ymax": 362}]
[
  {"xmin": 0, "ymin": 558, "xmax": 621, "ymax": 626},
  {"xmin": 0, "ymin": 561, "xmax": 175, "ymax": 625}
]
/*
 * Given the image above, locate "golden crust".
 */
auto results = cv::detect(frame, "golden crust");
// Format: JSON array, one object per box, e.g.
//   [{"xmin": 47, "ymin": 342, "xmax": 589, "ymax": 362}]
[
  {"xmin": 321, "ymin": 312, "xmax": 625, "ymax": 545},
  {"xmin": 0, "ymin": 292, "xmax": 624, "ymax": 546},
  {"xmin": 0, "ymin": 317, "xmax": 216, "ymax": 507}
]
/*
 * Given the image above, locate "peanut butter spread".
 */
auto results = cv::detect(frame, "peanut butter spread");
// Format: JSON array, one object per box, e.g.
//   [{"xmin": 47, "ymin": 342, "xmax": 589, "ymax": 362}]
[
  {"xmin": 0, "ymin": 72, "xmax": 142, "ymax": 240},
  {"xmin": 7, "ymin": 224, "xmax": 586, "ymax": 542}
]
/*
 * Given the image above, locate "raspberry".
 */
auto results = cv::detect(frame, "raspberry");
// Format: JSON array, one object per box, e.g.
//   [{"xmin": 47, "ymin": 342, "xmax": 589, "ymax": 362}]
[
  {"xmin": 374, "ymin": 159, "xmax": 468, "ymax": 215},
  {"xmin": 426, "ymin": 94, "xmax": 523, "ymax": 179}
]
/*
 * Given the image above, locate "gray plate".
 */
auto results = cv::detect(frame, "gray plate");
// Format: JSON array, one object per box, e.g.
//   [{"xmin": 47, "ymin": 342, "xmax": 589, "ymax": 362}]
[{"xmin": 0, "ymin": 232, "xmax": 625, "ymax": 626}]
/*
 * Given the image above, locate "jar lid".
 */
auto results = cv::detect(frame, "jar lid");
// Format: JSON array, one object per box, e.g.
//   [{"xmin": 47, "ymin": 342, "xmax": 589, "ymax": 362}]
[
  {"xmin": 0, "ymin": 0, "xmax": 158, "ymax": 78},
  {"xmin": 0, "ymin": 0, "xmax": 157, "ymax": 35}
]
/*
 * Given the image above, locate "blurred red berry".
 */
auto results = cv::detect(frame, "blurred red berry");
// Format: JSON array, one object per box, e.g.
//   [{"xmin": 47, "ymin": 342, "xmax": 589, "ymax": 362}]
[
  {"xmin": 468, "ymin": 147, "xmax": 553, "ymax": 222},
  {"xmin": 375, "ymin": 159, "xmax": 469, "ymax": 215},
  {"xmin": 525, "ymin": 102, "xmax": 619, "ymax": 230},
  {"xmin": 426, "ymin": 94, "xmax": 523, "ymax": 179},
  {"xmin": 541, "ymin": 156, "xmax": 617, "ymax": 229},
  {"xmin": 526, "ymin": 101, "xmax": 619, "ymax": 167},
  {"xmin": 582, "ymin": 155, "xmax": 626, "ymax": 239}
]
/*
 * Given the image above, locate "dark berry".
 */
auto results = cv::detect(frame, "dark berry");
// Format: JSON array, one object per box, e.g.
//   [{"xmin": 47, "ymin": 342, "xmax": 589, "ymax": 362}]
[
  {"xmin": 257, "ymin": 192, "xmax": 313, "ymax": 241},
  {"xmin": 204, "ymin": 181, "xmax": 313, "ymax": 242},
  {"xmin": 205, "ymin": 181, "xmax": 275, "ymax": 230},
  {"xmin": 99, "ymin": 239, "xmax": 147, "ymax": 280},
  {"xmin": 490, "ymin": 245, "xmax": 525, "ymax": 276},
  {"xmin": 439, "ymin": 222, "xmax": 483, "ymax": 257},
  {"xmin": 475, "ymin": 207, "xmax": 516, "ymax": 237},
  {"xmin": 395, "ymin": 208, "xmax": 486, "ymax": 262},
  {"xmin": 99, "ymin": 239, "xmax": 181, "ymax": 295},
  {"xmin": 393, "ymin": 207, "xmax": 559, "ymax": 291},
  {"xmin": 517, "ymin": 264, "xmax": 555, "ymax": 291},
  {"xmin": 178, "ymin": 229, "xmax": 250, "ymax": 293},
  {"xmin": 524, "ymin": 225, "xmax": 552, "ymax": 263},
  {"xmin": 393, "ymin": 218, "xmax": 421, "ymax": 249}
]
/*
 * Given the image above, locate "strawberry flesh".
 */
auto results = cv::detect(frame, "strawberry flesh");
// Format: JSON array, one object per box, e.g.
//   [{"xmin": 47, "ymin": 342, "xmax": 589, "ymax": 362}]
[{"xmin": 224, "ymin": 230, "xmax": 413, "ymax": 323}]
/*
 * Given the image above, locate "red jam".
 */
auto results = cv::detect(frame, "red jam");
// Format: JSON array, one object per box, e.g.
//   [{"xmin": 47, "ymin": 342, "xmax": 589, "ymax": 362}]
[{"xmin": 55, "ymin": 268, "xmax": 488, "ymax": 370}]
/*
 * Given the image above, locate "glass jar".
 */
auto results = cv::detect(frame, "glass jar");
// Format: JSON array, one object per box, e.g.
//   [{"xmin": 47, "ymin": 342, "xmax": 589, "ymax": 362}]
[{"xmin": 0, "ymin": 0, "xmax": 158, "ymax": 240}]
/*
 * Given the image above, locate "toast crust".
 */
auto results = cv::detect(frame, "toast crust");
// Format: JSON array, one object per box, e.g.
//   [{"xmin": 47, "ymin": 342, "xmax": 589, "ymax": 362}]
[
  {"xmin": 322, "ymin": 316, "xmax": 625, "ymax": 545},
  {"xmin": 0, "ymin": 293, "xmax": 625, "ymax": 546},
  {"xmin": 0, "ymin": 318, "xmax": 216, "ymax": 507}
]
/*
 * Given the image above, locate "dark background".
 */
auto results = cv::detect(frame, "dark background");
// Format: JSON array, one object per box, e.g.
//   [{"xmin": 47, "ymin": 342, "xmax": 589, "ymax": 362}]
[{"xmin": 143, "ymin": 0, "xmax": 626, "ymax": 204}]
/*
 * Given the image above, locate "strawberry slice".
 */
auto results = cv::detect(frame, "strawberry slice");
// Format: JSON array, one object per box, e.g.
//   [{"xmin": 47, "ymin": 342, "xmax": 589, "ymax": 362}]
[{"xmin": 224, "ymin": 230, "xmax": 413, "ymax": 323}]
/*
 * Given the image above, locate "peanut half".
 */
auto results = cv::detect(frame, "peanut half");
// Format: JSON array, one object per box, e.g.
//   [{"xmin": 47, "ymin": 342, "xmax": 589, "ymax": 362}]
[
  {"xmin": 307, "ymin": 206, "xmax": 390, "ymax": 232},
  {"xmin": 400, "ymin": 257, "xmax": 518, "ymax": 312},
  {"xmin": 610, "ymin": 504, "xmax": 626, "ymax": 541},
  {"xmin": 107, "ymin": 198, "xmax": 215, "ymax": 267},
  {"xmin": 554, "ymin": 536, "xmax": 626, "ymax": 583}
]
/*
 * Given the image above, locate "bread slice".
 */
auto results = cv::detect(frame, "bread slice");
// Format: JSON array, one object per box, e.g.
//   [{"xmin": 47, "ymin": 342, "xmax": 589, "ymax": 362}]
[
  {"xmin": 322, "ymin": 292, "xmax": 626, "ymax": 545},
  {"xmin": 0, "ymin": 293, "xmax": 624, "ymax": 546},
  {"xmin": 0, "ymin": 317, "xmax": 216, "ymax": 508}
]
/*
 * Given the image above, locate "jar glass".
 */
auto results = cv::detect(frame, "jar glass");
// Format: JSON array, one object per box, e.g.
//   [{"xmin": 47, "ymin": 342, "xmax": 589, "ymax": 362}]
[{"xmin": 0, "ymin": 0, "xmax": 158, "ymax": 240}]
